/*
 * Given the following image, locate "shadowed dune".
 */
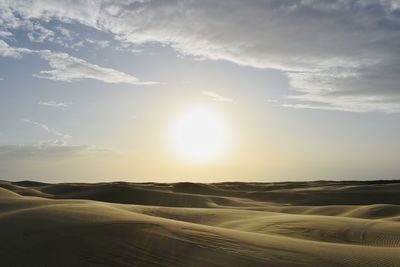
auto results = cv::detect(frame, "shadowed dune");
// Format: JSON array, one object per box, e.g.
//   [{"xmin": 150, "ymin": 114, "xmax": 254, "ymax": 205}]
[{"xmin": 0, "ymin": 180, "xmax": 400, "ymax": 266}]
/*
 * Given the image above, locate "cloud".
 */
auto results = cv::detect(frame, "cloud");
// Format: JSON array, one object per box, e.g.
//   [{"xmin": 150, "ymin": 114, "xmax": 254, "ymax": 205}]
[
  {"xmin": 0, "ymin": 30, "xmax": 12, "ymax": 39},
  {"xmin": 0, "ymin": 39, "xmax": 29, "ymax": 58},
  {"xmin": 38, "ymin": 101, "xmax": 69, "ymax": 110},
  {"xmin": 0, "ymin": 141, "xmax": 111, "ymax": 160},
  {"xmin": 0, "ymin": 40, "xmax": 156, "ymax": 85},
  {"xmin": 202, "ymin": 91, "xmax": 235, "ymax": 103},
  {"xmin": 22, "ymin": 118, "xmax": 72, "ymax": 139},
  {"xmin": 85, "ymin": 38, "xmax": 110, "ymax": 49},
  {"xmin": 26, "ymin": 23, "xmax": 55, "ymax": 43},
  {"xmin": 1, "ymin": 1, "xmax": 400, "ymax": 112},
  {"xmin": 39, "ymin": 139, "xmax": 67, "ymax": 146},
  {"xmin": 33, "ymin": 50, "xmax": 157, "ymax": 85}
]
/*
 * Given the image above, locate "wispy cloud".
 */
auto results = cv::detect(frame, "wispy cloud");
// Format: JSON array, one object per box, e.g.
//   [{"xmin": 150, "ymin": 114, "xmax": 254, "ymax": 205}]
[
  {"xmin": 0, "ymin": 40, "xmax": 157, "ymax": 85},
  {"xmin": 202, "ymin": 91, "xmax": 235, "ymax": 104},
  {"xmin": 38, "ymin": 101, "xmax": 69, "ymax": 110},
  {"xmin": 0, "ymin": 40, "xmax": 30, "ymax": 58},
  {"xmin": 85, "ymin": 38, "xmax": 110, "ymax": 49},
  {"xmin": 39, "ymin": 139, "xmax": 67, "ymax": 146},
  {"xmin": 0, "ymin": 30, "xmax": 13, "ymax": 39},
  {"xmin": 33, "ymin": 50, "xmax": 157, "ymax": 85},
  {"xmin": 22, "ymin": 118, "xmax": 72, "ymax": 139}
]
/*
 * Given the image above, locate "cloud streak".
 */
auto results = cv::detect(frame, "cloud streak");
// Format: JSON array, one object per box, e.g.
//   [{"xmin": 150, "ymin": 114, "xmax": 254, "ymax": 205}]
[
  {"xmin": 22, "ymin": 118, "xmax": 72, "ymax": 139},
  {"xmin": 33, "ymin": 50, "xmax": 157, "ymax": 85},
  {"xmin": 0, "ymin": 40, "xmax": 156, "ymax": 85},
  {"xmin": 202, "ymin": 91, "xmax": 235, "ymax": 103},
  {"xmin": 0, "ymin": 40, "xmax": 29, "ymax": 58},
  {"xmin": 38, "ymin": 101, "xmax": 69, "ymax": 110}
]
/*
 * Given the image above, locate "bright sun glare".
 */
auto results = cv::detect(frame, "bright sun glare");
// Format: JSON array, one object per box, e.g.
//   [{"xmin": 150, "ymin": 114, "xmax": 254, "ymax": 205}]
[{"xmin": 172, "ymin": 109, "xmax": 228, "ymax": 162}]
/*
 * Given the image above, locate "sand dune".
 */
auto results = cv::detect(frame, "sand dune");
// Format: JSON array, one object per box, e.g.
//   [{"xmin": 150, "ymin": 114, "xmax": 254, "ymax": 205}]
[{"xmin": 0, "ymin": 180, "xmax": 399, "ymax": 266}]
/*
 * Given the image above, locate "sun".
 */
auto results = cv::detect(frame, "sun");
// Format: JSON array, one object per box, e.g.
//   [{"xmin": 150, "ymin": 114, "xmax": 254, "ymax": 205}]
[{"xmin": 172, "ymin": 108, "xmax": 228, "ymax": 162}]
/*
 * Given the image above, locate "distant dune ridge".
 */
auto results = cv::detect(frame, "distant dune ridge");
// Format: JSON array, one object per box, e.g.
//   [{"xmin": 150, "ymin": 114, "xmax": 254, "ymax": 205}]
[{"xmin": 0, "ymin": 180, "xmax": 400, "ymax": 266}]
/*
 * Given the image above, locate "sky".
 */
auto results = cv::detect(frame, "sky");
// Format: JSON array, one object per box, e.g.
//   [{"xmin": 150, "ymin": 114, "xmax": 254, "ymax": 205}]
[{"xmin": 1, "ymin": 0, "xmax": 400, "ymax": 183}]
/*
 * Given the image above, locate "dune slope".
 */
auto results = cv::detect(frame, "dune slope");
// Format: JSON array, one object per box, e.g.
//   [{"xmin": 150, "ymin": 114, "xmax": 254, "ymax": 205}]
[{"xmin": 0, "ymin": 180, "xmax": 399, "ymax": 267}]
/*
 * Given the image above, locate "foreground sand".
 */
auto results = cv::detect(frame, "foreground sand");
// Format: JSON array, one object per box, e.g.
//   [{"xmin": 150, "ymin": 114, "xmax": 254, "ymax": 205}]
[{"xmin": 0, "ymin": 180, "xmax": 400, "ymax": 266}]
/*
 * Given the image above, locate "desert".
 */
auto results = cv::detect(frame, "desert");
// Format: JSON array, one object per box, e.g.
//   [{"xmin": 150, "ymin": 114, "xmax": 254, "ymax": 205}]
[{"xmin": 1, "ymin": 180, "xmax": 399, "ymax": 266}]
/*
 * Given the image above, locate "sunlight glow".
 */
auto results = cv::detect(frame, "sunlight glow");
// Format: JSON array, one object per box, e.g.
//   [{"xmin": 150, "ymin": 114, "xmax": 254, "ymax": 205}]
[{"xmin": 172, "ymin": 109, "xmax": 228, "ymax": 162}]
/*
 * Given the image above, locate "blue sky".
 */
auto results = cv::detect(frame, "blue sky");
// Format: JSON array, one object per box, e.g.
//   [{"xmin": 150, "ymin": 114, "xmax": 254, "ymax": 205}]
[{"xmin": 1, "ymin": 0, "xmax": 400, "ymax": 182}]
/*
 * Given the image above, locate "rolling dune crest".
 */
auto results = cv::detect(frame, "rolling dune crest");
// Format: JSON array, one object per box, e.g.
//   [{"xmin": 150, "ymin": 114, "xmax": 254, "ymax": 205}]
[{"xmin": 0, "ymin": 180, "xmax": 399, "ymax": 267}]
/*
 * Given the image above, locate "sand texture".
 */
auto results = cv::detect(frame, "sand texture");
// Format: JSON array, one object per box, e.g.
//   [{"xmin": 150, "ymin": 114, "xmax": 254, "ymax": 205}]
[{"xmin": 1, "ymin": 180, "xmax": 400, "ymax": 267}]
